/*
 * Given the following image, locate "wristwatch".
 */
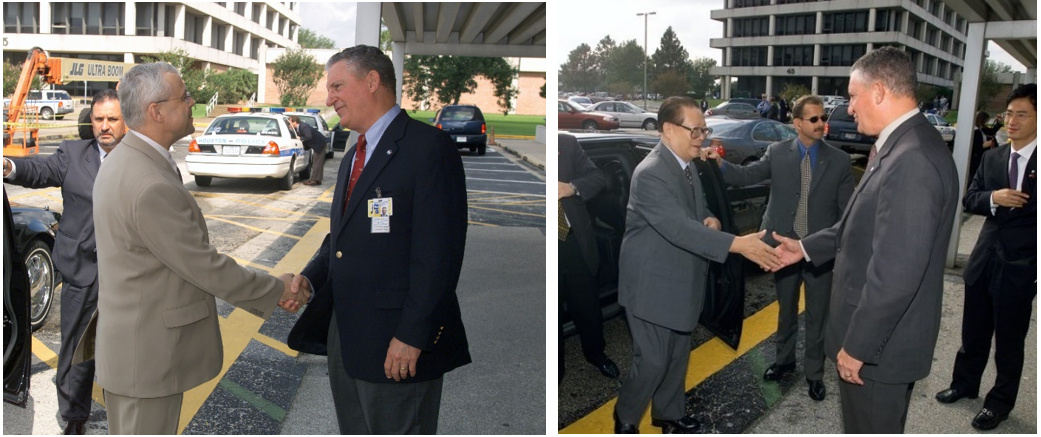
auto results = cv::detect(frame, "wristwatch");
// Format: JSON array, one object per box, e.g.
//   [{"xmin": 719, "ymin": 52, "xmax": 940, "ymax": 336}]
[{"xmin": 569, "ymin": 182, "xmax": 580, "ymax": 198}]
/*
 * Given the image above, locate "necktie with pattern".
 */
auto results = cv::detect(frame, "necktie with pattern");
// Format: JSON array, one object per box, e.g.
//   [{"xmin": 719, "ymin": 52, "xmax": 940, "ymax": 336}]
[
  {"xmin": 345, "ymin": 134, "xmax": 367, "ymax": 212},
  {"xmin": 794, "ymin": 152, "xmax": 811, "ymax": 237},
  {"xmin": 1009, "ymin": 151, "xmax": 1020, "ymax": 190},
  {"xmin": 558, "ymin": 200, "xmax": 570, "ymax": 241},
  {"xmin": 683, "ymin": 165, "xmax": 696, "ymax": 200},
  {"xmin": 867, "ymin": 144, "xmax": 878, "ymax": 166}
]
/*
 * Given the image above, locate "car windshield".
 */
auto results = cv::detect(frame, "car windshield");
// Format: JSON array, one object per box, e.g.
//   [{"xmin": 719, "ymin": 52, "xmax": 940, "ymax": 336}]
[
  {"xmin": 205, "ymin": 117, "xmax": 281, "ymax": 136},
  {"xmin": 295, "ymin": 116, "xmax": 319, "ymax": 130},
  {"xmin": 564, "ymin": 101, "xmax": 588, "ymax": 112},
  {"xmin": 441, "ymin": 107, "xmax": 478, "ymax": 121},
  {"xmin": 572, "ymin": 97, "xmax": 591, "ymax": 104}
]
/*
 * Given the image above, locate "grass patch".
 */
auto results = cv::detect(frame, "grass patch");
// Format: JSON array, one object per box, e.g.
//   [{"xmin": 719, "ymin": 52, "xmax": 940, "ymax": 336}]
[
  {"xmin": 329, "ymin": 110, "xmax": 546, "ymax": 137},
  {"xmin": 192, "ymin": 104, "xmax": 208, "ymax": 118}
]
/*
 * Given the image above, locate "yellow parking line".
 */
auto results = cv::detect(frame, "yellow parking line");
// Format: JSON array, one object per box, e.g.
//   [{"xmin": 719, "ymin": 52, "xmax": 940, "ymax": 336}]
[
  {"xmin": 318, "ymin": 184, "xmax": 337, "ymax": 202},
  {"xmin": 477, "ymin": 200, "xmax": 546, "ymax": 206},
  {"xmin": 191, "ymin": 192, "xmax": 326, "ymax": 219},
  {"xmin": 228, "ymin": 256, "xmax": 273, "ymax": 272},
  {"xmin": 31, "ymin": 336, "xmax": 106, "ymax": 406},
  {"xmin": 7, "ymin": 187, "xmax": 61, "ymax": 201},
  {"xmin": 561, "ymin": 289, "xmax": 806, "ymax": 433},
  {"xmin": 467, "ymin": 193, "xmax": 534, "ymax": 201},
  {"xmin": 468, "ymin": 190, "xmax": 546, "ymax": 198},
  {"xmin": 468, "ymin": 221, "xmax": 498, "ymax": 227},
  {"xmin": 468, "ymin": 205, "xmax": 546, "ymax": 218},
  {"xmin": 255, "ymin": 333, "xmax": 300, "ymax": 357},
  {"xmin": 207, "ymin": 216, "xmax": 302, "ymax": 240}
]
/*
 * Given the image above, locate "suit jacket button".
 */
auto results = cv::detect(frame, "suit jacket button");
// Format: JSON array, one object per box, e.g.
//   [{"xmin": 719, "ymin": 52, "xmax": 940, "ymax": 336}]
[{"xmin": 336, "ymin": 251, "xmax": 342, "ymax": 258}]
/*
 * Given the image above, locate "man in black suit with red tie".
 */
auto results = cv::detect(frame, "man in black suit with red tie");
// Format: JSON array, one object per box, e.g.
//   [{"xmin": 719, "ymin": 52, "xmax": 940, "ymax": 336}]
[
  {"xmin": 558, "ymin": 133, "xmax": 618, "ymax": 382},
  {"xmin": 935, "ymin": 83, "xmax": 1036, "ymax": 431},
  {"xmin": 288, "ymin": 45, "xmax": 470, "ymax": 434}
]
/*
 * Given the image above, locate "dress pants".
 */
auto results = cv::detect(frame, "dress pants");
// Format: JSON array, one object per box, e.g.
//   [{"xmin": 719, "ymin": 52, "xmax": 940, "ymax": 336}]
[
  {"xmin": 327, "ymin": 313, "xmax": 443, "ymax": 434},
  {"xmin": 950, "ymin": 255, "xmax": 1036, "ymax": 415},
  {"xmin": 103, "ymin": 390, "xmax": 182, "ymax": 435},
  {"xmin": 839, "ymin": 379, "xmax": 914, "ymax": 433},
  {"xmin": 558, "ymin": 233, "xmax": 607, "ymax": 366},
  {"xmin": 773, "ymin": 261, "xmax": 832, "ymax": 380},
  {"xmin": 308, "ymin": 147, "xmax": 326, "ymax": 183},
  {"xmin": 56, "ymin": 281, "xmax": 99, "ymax": 421},
  {"xmin": 615, "ymin": 312, "xmax": 690, "ymax": 424}
]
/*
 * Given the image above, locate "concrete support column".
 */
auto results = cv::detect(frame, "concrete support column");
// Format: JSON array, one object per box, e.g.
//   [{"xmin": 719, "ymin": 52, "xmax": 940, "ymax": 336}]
[
  {"xmin": 767, "ymin": 46, "xmax": 774, "ymax": 66},
  {"xmin": 902, "ymin": 11, "xmax": 910, "ymax": 37},
  {"xmin": 258, "ymin": 44, "xmax": 268, "ymax": 103},
  {"xmin": 725, "ymin": 47, "xmax": 732, "ymax": 67},
  {"xmin": 158, "ymin": 4, "xmax": 166, "ymax": 37},
  {"xmin": 811, "ymin": 76, "xmax": 819, "ymax": 95},
  {"xmin": 723, "ymin": 76, "xmax": 731, "ymax": 100},
  {"xmin": 768, "ymin": 15, "xmax": 775, "ymax": 36},
  {"xmin": 867, "ymin": 42, "xmax": 873, "ymax": 52},
  {"xmin": 40, "ymin": 2, "xmax": 51, "ymax": 33},
  {"xmin": 765, "ymin": 76, "xmax": 773, "ymax": 98},
  {"xmin": 813, "ymin": 43, "xmax": 821, "ymax": 65},
  {"xmin": 202, "ymin": 15, "xmax": 213, "ymax": 47},
  {"xmin": 1026, "ymin": 68, "xmax": 1037, "ymax": 84},
  {"xmin": 244, "ymin": 33, "xmax": 252, "ymax": 59},
  {"xmin": 173, "ymin": 4, "xmax": 186, "ymax": 40},
  {"xmin": 726, "ymin": 18, "xmax": 733, "ymax": 38},
  {"xmin": 225, "ymin": 23, "xmax": 234, "ymax": 52},
  {"xmin": 124, "ymin": 53, "xmax": 134, "ymax": 63},
  {"xmin": 946, "ymin": 21, "xmax": 986, "ymax": 268},
  {"xmin": 355, "ymin": 2, "xmax": 381, "ymax": 47},
  {"xmin": 392, "ymin": 42, "xmax": 405, "ymax": 105},
  {"xmin": 124, "ymin": 2, "xmax": 136, "ymax": 36},
  {"xmin": 868, "ymin": 8, "xmax": 876, "ymax": 32},
  {"xmin": 244, "ymin": 1, "xmax": 253, "ymax": 22},
  {"xmin": 816, "ymin": 11, "xmax": 823, "ymax": 33}
]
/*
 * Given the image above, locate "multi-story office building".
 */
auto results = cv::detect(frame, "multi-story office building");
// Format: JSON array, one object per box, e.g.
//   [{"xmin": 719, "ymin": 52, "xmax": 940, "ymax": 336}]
[
  {"xmin": 710, "ymin": 0, "xmax": 968, "ymax": 99},
  {"xmin": 3, "ymin": 2, "xmax": 302, "ymax": 97}
]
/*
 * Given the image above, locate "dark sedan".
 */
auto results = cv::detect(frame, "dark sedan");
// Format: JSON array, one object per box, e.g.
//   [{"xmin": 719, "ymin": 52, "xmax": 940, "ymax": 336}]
[{"xmin": 706, "ymin": 118, "xmax": 798, "ymax": 166}]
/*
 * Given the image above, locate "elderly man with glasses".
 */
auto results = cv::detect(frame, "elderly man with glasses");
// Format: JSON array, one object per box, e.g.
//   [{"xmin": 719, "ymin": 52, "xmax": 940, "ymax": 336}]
[
  {"xmin": 613, "ymin": 96, "xmax": 781, "ymax": 434},
  {"xmin": 703, "ymin": 95, "xmax": 854, "ymax": 401}
]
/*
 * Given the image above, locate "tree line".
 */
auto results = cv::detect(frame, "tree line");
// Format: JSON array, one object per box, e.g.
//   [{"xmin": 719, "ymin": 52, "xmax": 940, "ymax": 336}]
[{"xmin": 560, "ymin": 26, "xmax": 718, "ymax": 98}]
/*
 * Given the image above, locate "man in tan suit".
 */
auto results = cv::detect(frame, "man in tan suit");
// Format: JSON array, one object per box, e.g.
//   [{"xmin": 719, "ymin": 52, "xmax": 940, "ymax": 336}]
[{"xmin": 91, "ymin": 62, "xmax": 308, "ymax": 434}]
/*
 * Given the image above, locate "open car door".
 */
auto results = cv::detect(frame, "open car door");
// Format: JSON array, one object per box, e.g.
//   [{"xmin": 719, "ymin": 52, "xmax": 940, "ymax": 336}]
[
  {"xmin": 693, "ymin": 159, "xmax": 745, "ymax": 350},
  {"xmin": 4, "ymin": 188, "xmax": 33, "ymax": 407}
]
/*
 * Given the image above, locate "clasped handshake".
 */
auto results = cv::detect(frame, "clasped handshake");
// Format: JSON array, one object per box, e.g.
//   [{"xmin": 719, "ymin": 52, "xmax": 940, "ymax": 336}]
[
  {"xmin": 275, "ymin": 273, "xmax": 312, "ymax": 313},
  {"xmin": 728, "ymin": 230, "xmax": 811, "ymax": 273}
]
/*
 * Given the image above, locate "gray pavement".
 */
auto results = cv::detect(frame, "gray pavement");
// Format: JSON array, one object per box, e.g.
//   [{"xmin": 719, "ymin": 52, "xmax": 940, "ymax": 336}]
[
  {"xmin": 748, "ymin": 213, "xmax": 1036, "ymax": 434},
  {"xmin": 497, "ymin": 138, "xmax": 546, "ymax": 170}
]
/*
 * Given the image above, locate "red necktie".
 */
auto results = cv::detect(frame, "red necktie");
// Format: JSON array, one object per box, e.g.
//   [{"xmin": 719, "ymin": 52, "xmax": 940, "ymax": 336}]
[{"xmin": 345, "ymin": 134, "xmax": 367, "ymax": 212}]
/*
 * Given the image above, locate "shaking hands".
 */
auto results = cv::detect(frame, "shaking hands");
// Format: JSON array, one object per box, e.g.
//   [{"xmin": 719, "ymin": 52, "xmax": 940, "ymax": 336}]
[{"xmin": 277, "ymin": 273, "xmax": 310, "ymax": 313}]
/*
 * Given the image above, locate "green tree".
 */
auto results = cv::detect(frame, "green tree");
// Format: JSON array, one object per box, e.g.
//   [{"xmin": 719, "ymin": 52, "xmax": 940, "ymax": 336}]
[
  {"xmin": 651, "ymin": 27, "xmax": 693, "ymax": 83},
  {"xmin": 604, "ymin": 40, "xmax": 646, "ymax": 95},
  {"xmin": 540, "ymin": 83, "xmax": 546, "ymax": 99},
  {"xmin": 380, "ymin": 27, "xmax": 392, "ymax": 51},
  {"xmin": 403, "ymin": 56, "xmax": 519, "ymax": 115},
  {"xmin": 4, "ymin": 60, "xmax": 42, "ymax": 96},
  {"xmin": 687, "ymin": 57, "xmax": 718, "ymax": 97},
  {"xmin": 298, "ymin": 28, "xmax": 337, "ymax": 49},
  {"xmin": 979, "ymin": 59, "xmax": 1014, "ymax": 109},
  {"xmin": 142, "ymin": 49, "xmax": 207, "ymax": 104},
  {"xmin": 779, "ymin": 83, "xmax": 810, "ymax": 106},
  {"xmin": 652, "ymin": 70, "xmax": 690, "ymax": 99},
  {"xmin": 559, "ymin": 43, "xmax": 598, "ymax": 92},
  {"xmin": 272, "ymin": 49, "xmax": 324, "ymax": 106},
  {"xmin": 591, "ymin": 35, "xmax": 616, "ymax": 91},
  {"xmin": 207, "ymin": 69, "xmax": 258, "ymax": 104}
]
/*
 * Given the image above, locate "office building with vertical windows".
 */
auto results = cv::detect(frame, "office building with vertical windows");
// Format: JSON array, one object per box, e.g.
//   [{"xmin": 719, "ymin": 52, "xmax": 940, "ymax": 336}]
[
  {"xmin": 710, "ymin": 0, "xmax": 968, "ymax": 99},
  {"xmin": 3, "ymin": 2, "xmax": 302, "ymax": 97}
]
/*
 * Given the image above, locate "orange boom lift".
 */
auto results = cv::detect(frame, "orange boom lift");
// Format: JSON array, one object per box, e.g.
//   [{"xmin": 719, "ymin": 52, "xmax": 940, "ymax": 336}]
[{"xmin": 4, "ymin": 47, "xmax": 64, "ymax": 157}]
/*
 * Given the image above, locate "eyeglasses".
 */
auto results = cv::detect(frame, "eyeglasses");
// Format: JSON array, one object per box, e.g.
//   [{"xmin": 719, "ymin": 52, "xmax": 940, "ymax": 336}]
[
  {"xmin": 154, "ymin": 91, "xmax": 193, "ymax": 105},
  {"xmin": 1004, "ymin": 111, "xmax": 1031, "ymax": 121},
  {"xmin": 799, "ymin": 115, "xmax": 829, "ymax": 123},
  {"xmin": 672, "ymin": 123, "xmax": 713, "ymax": 139}
]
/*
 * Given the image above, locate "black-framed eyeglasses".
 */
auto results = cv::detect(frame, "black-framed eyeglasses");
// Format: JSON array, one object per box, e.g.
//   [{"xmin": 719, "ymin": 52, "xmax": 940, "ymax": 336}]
[
  {"xmin": 672, "ymin": 123, "xmax": 713, "ymax": 139},
  {"xmin": 800, "ymin": 115, "xmax": 828, "ymax": 123},
  {"xmin": 154, "ymin": 91, "xmax": 193, "ymax": 105}
]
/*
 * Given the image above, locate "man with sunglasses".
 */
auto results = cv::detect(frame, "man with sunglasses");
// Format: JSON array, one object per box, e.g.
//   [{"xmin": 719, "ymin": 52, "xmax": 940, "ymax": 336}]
[
  {"xmin": 614, "ymin": 96, "xmax": 781, "ymax": 433},
  {"xmin": 703, "ymin": 95, "xmax": 854, "ymax": 402}
]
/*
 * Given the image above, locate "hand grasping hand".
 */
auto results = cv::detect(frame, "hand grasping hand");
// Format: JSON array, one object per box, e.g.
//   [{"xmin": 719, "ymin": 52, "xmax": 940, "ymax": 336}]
[
  {"xmin": 770, "ymin": 232, "xmax": 806, "ymax": 272},
  {"xmin": 277, "ymin": 273, "xmax": 310, "ymax": 313}
]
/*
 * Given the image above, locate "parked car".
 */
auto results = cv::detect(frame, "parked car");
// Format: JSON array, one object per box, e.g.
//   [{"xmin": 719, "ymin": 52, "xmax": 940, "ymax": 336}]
[
  {"xmin": 559, "ymin": 132, "xmax": 769, "ymax": 347},
  {"xmin": 705, "ymin": 118, "xmax": 798, "ymax": 166},
  {"xmin": 330, "ymin": 124, "xmax": 351, "ymax": 154},
  {"xmin": 825, "ymin": 104, "xmax": 876, "ymax": 154},
  {"xmin": 567, "ymin": 96, "xmax": 593, "ymax": 108},
  {"xmin": 706, "ymin": 102, "xmax": 760, "ymax": 119},
  {"xmin": 6, "ymin": 198, "xmax": 61, "ymax": 333},
  {"xmin": 186, "ymin": 113, "xmax": 312, "ymax": 190},
  {"xmin": 3, "ymin": 89, "xmax": 75, "ymax": 120},
  {"xmin": 728, "ymin": 97, "xmax": 765, "ymax": 108},
  {"xmin": 821, "ymin": 95, "xmax": 847, "ymax": 113},
  {"xmin": 558, "ymin": 100, "xmax": 620, "ymax": 131},
  {"xmin": 284, "ymin": 111, "xmax": 334, "ymax": 159},
  {"xmin": 924, "ymin": 113, "xmax": 956, "ymax": 145},
  {"xmin": 432, "ymin": 104, "xmax": 488, "ymax": 155},
  {"xmin": 585, "ymin": 101, "xmax": 658, "ymax": 130}
]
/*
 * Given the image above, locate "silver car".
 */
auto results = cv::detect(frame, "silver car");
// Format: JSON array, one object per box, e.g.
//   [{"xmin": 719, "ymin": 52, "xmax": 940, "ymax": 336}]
[{"xmin": 586, "ymin": 101, "xmax": 659, "ymax": 130}]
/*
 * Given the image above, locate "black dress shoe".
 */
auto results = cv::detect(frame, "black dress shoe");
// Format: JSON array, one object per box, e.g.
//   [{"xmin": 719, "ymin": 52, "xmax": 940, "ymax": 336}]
[
  {"xmin": 763, "ymin": 362, "xmax": 796, "ymax": 381},
  {"xmin": 807, "ymin": 379, "xmax": 826, "ymax": 401},
  {"xmin": 63, "ymin": 419, "xmax": 86, "ymax": 435},
  {"xmin": 935, "ymin": 387, "xmax": 978, "ymax": 404},
  {"xmin": 652, "ymin": 415, "xmax": 701, "ymax": 433},
  {"xmin": 595, "ymin": 358, "xmax": 621, "ymax": 379},
  {"xmin": 614, "ymin": 411, "xmax": 639, "ymax": 434},
  {"xmin": 972, "ymin": 408, "xmax": 1008, "ymax": 430}
]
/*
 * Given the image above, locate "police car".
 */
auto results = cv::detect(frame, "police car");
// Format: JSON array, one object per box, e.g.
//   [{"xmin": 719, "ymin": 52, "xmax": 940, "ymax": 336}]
[{"xmin": 186, "ymin": 113, "xmax": 313, "ymax": 190}]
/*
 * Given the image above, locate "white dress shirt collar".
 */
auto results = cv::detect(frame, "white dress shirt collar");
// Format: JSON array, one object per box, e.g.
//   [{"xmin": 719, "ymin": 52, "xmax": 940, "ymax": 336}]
[{"xmin": 128, "ymin": 129, "xmax": 180, "ymax": 175}]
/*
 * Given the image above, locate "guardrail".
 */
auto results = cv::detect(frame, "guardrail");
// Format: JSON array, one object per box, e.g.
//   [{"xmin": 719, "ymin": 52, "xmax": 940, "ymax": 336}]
[
  {"xmin": 206, "ymin": 92, "xmax": 218, "ymax": 116},
  {"xmin": 247, "ymin": 92, "xmax": 256, "ymax": 108}
]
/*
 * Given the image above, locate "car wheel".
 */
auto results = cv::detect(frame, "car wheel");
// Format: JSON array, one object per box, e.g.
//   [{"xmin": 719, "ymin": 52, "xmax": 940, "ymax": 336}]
[
  {"xmin": 195, "ymin": 175, "xmax": 212, "ymax": 187},
  {"xmin": 642, "ymin": 119, "xmax": 657, "ymax": 130},
  {"xmin": 299, "ymin": 152, "xmax": 312, "ymax": 180},
  {"xmin": 582, "ymin": 120, "xmax": 599, "ymax": 131},
  {"xmin": 478, "ymin": 142, "xmax": 487, "ymax": 156},
  {"xmin": 40, "ymin": 107, "xmax": 54, "ymax": 120},
  {"xmin": 468, "ymin": 145, "xmax": 477, "ymax": 154},
  {"xmin": 24, "ymin": 240, "xmax": 55, "ymax": 332},
  {"xmin": 280, "ymin": 157, "xmax": 296, "ymax": 190}
]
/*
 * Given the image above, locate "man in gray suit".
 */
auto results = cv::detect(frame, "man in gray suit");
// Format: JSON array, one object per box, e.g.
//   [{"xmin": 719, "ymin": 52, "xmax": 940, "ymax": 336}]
[
  {"xmin": 703, "ymin": 95, "xmax": 853, "ymax": 401},
  {"xmin": 3, "ymin": 89, "xmax": 125, "ymax": 435},
  {"xmin": 613, "ymin": 96, "xmax": 781, "ymax": 434},
  {"xmin": 773, "ymin": 47, "xmax": 959, "ymax": 433}
]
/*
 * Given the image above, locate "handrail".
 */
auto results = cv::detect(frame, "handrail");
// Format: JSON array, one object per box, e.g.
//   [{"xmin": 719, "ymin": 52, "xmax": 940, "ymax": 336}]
[
  {"xmin": 206, "ymin": 92, "xmax": 218, "ymax": 116},
  {"xmin": 247, "ymin": 92, "xmax": 256, "ymax": 108}
]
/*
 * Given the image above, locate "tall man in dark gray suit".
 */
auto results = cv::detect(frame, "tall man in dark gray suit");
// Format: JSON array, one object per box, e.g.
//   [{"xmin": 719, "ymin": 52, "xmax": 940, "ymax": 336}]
[
  {"xmin": 613, "ymin": 96, "xmax": 781, "ymax": 434},
  {"xmin": 558, "ymin": 132, "xmax": 619, "ymax": 380},
  {"xmin": 703, "ymin": 95, "xmax": 854, "ymax": 401},
  {"xmin": 935, "ymin": 83, "xmax": 1036, "ymax": 431},
  {"xmin": 2, "ymin": 89, "xmax": 126, "ymax": 435},
  {"xmin": 773, "ymin": 47, "xmax": 959, "ymax": 433}
]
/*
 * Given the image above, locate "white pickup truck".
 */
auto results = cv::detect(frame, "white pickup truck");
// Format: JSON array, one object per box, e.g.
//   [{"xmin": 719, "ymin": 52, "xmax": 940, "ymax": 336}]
[{"xmin": 3, "ymin": 89, "xmax": 76, "ymax": 120}]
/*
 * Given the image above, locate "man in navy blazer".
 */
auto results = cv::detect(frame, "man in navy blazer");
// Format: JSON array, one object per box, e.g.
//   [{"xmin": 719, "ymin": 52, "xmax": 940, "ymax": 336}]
[
  {"xmin": 2, "ymin": 89, "xmax": 125, "ymax": 435},
  {"xmin": 289, "ymin": 45, "xmax": 469, "ymax": 434},
  {"xmin": 935, "ymin": 83, "xmax": 1036, "ymax": 431}
]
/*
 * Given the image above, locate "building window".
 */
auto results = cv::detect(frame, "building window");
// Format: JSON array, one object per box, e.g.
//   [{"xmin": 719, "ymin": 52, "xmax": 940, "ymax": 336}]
[
  {"xmin": 212, "ymin": 23, "xmax": 227, "ymax": 50},
  {"xmin": 233, "ymin": 31, "xmax": 245, "ymax": 56},
  {"xmin": 733, "ymin": 17, "xmax": 769, "ymax": 37},
  {"xmin": 732, "ymin": 47, "xmax": 768, "ymax": 67},
  {"xmin": 101, "ymin": 3, "xmax": 123, "ymax": 35},
  {"xmin": 185, "ymin": 13, "xmax": 205, "ymax": 44},
  {"xmin": 773, "ymin": 45, "xmax": 813, "ymax": 67},
  {"xmin": 165, "ymin": 5, "xmax": 176, "ymax": 37},
  {"xmin": 234, "ymin": 2, "xmax": 246, "ymax": 16},
  {"xmin": 136, "ymin": 3, "xmax": 158, "ymax": 36},
  {"xmin": 733, "ymin": 0, "xmax": 771, "ymax": 8},
  {"xmin": 822, "ymin": 11, "xmax": 868, "ymax": 34},
  {"xmin": 279, "ymin": 16, "xmax": 286, "ymax": 36},
  {"xmin": 252, "ymin": 4, "xmax": 263, "ymax": 24},
  {"xmin": 267, "ymin": 11, "xmax": 275, "ymax": 30},
  {"xmin": 775, "ymin": 0, "xmax": 816, "ymax": 4},
  {"xmin": 819, "ymin": 44, "xmax": 866, "ymax": 67},
  {"xmin": 775, "ymin": 14, "xmax": 815, "ymax": 36},
  {"xmin": 4, "ymin": 2, "xmax": 38, "ymax": 33},
  {"xmin": 251, "ymin": 38, "xmax": 262, "ymax": 60},
  {"xmin": 874, "ymin": 8, "xmax": 902, "ymax": 32}
]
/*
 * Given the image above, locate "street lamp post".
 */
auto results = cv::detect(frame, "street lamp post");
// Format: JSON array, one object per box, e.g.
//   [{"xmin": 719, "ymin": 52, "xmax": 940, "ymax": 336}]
[{"xmin": 637, "ymin": 11, "xmax": 656, "ymax": 110}]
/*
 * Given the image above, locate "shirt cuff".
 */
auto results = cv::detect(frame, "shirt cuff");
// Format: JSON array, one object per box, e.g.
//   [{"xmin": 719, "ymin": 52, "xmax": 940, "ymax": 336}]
[
  {"xmin": 989, "ymin": 192, "xmax": 998, "ymax": 215},
  {"xmin": 3, "ymin": 158, "xmax": 15, "ymax": 180},
  {"xmin": 799, "ymin": 240, "xmax": 811, "ymax": 262}
]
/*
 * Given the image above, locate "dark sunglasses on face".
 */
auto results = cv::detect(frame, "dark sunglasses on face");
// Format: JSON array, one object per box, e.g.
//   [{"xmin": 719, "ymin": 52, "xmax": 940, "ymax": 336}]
[{"xmin": 801, "ymin": 115, "xmax": 828, "ymax": 123}]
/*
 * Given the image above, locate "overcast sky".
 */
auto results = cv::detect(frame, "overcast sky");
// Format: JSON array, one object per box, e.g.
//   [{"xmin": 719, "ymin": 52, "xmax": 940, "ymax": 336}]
[
  {"xmin": 298, "ymin": 2, "xmax": 359, "ymax": 49},
  {"xmin": 556, "ymin": 0, "xmax": 1026, "ymax": 72}
]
